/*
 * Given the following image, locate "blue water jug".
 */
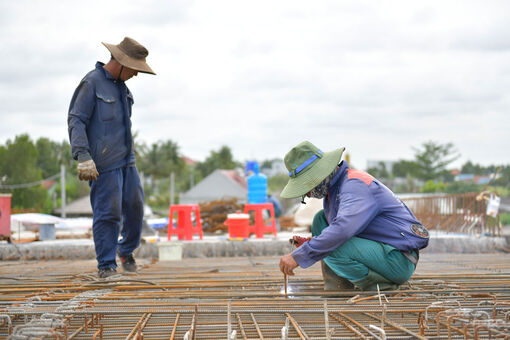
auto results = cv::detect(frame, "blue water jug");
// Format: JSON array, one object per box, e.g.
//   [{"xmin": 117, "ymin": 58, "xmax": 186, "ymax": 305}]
[
  {"xmin": 245, "ymin": 161, "xmax": 258, "ymax": 176},
  {"xmin": 247, "ymin": 163, "xmax": 267, "ymax": 203}
]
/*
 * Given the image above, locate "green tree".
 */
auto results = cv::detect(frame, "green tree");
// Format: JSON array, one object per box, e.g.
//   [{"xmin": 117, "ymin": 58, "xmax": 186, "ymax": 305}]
[
  {"xmin": 132, "ymin": 130, "xmax": 147, "ymax": 164},
  {"xmin": 267, "ymin": 173, "xmax": 288, "ymax": 194},
  {"xmin": 139, "ymin": 140, "xmax": 185, "ymax": 178},
  {"xmin": 412, "ymin": 141, "xmax": 459, "ymax": 181},
  {"xmin": 367, "ymin": 162, "xmax": 390, "ymax": 178},
  {"xmin": 419, "ymin": 180, "xmax": 446, "ymax": 193},
  {"xmin": 136, "ymin": 139, "xmax": 193, "ymax": 207},
  {"xmin": 495, "ymin": 165, "xmax": 510, "ymax": 187},
  {"xmin": 394, "ymin": 175, "xmax": 420, "ymax": 193},
  {"xmin": 445, "ymin": 181, "xmax": 480, "ymax": 194},
  {"xmin": 261, "ymin": 159, "xmax": 278, "ymax": 171},
  {"xmin": 460, "ymin": 161, "xmax": 483, "ymax": 175},
  {"xmin": 0, "ymin": 134, "xmax": 47, "ymax": 210},
  {"xmin": 392, "ymin": 160, "xmax": 421, "ymax": 178},
  {"xmin": 196, "ymin": 145, "xmax": 238, "ymax": 178},
  {"xmin": 36, "ymin": 137, "xmax": 61, "ymax": 178},
  {"xmin": 60, "ymin": 140, "xmax": 77, "ymax": 176}
]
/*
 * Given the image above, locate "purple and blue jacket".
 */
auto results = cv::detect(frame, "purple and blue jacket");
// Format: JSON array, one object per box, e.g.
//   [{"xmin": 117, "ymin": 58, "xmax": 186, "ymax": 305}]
[{"xmin": 293, "ymin": 162, "xmax": 429, "ymax": 268}]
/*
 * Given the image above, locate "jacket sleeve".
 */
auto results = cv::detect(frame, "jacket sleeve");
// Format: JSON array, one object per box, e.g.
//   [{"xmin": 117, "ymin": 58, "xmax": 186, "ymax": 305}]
[
  {"xmin": 67, "ymin": 80, "xmax": 95, "ymax": 162},
  {"xmin": 292, "ymin": 181, "xmax": 380, "ymax": 268}
]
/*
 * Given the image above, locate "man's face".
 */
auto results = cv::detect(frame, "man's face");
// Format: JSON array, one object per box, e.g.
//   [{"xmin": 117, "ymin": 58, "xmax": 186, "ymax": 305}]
[{"xmin": 120, "ymin": 67, "xmax": 138, "ymax": 81}]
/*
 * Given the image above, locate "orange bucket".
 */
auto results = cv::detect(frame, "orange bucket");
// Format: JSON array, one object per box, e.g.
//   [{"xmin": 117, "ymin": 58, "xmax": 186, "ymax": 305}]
[{"xmin": 225, "ymin": 212, "xmax": 250, "ymax": 238}]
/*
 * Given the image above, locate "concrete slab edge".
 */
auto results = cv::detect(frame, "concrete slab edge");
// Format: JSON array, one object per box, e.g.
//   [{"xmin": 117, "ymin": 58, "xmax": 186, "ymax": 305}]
[{"xmin": 0, "ymin": 236, "xmax": 507, "ymax": 261}]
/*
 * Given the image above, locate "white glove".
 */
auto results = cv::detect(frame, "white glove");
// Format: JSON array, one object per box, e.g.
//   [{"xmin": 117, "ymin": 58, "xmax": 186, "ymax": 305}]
[{"xmin": 77, "ymin": 159, "xmax": 99, "ymax": 181}]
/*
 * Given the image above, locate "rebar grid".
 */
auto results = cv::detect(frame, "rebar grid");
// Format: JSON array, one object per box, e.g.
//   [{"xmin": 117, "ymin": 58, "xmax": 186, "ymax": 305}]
[{"xmin": 1, "ymin": 254, "xmax": 509, "ymax": 339}]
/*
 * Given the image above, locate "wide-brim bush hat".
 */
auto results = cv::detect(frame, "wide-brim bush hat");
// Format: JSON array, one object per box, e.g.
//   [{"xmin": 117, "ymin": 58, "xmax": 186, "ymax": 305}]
[
  {"xmin": 281, "ymin": 141, "xmax": 344, "ymax": 198},
  {"xmin": 102, "ymin": 37, "xmax": 156, "ymax": 75}
]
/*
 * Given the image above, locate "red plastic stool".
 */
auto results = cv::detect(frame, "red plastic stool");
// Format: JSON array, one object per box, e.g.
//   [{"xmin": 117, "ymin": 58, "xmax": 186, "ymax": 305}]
[
  {"xmin": 168, "ymin": 204, "xmax": 203, "ymax": 241},
  {"xmin": 243, "ymin": 203, "xmax": 277, "ymax": 238}
]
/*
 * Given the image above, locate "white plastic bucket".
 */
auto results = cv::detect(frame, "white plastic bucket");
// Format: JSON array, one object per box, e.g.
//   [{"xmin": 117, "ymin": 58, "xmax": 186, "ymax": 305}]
[{"xmin": 157, "ymin": 241, "xmax": 183, "ymax": 261}]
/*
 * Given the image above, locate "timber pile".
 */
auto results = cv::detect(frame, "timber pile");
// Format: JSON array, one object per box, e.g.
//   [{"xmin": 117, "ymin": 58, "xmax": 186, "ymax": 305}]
[
  {"xmin": 279, "ymin": 216, "xmax": 296, "ymax": 230},
  {"xmin": 199, "ymin": 198, "xmax": 243, "ymax": 233}
]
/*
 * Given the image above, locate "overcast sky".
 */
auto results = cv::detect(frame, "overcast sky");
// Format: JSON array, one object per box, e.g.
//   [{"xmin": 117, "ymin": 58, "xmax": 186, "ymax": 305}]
[{"xmin": 1, "ymin": 1, "xmax": 509, "ymax": 170}]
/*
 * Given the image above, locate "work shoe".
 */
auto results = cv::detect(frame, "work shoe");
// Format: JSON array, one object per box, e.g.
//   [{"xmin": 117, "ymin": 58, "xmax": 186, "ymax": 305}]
[
  {"xmin": 352, "ymin": 269, "xmax": 399, "ymax": 291},
  {"xmin": 321, "ymin": 261, "xmax": 355, "ymax": 290},
  {"xmin": 98, "ymin": 267, "xmax": 117, "ymax": 279},
  {"xmin": 119, "ymin": 254, "xmax": 137, "ymax": 272}
]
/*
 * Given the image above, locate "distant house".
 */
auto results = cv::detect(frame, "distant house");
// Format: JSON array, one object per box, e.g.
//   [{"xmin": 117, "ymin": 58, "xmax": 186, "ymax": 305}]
[
  {"xmin": 182, "ymin": 156, "xmax": 197, "ymax": 167},
  {"xmin": 42, "ymin": 179, "xmax": 57, "ymax": 190},
  {"xmin": 454, "ymin": 173, "xmax": 500, "ymax": 185},
  {"xmin": 54, "ymin": 195, "xmax": 92, "ymax": 217},
  {"xmin": 179, "ymin": 169, "xmax": 247, "ymax": 204},
  {"xmin": 54, "ymin": 196, "xmax": 155, "ymax": 219},
  {"xmin": 450, "ymin": 169, "xmax": 461, "ymax": 176}
]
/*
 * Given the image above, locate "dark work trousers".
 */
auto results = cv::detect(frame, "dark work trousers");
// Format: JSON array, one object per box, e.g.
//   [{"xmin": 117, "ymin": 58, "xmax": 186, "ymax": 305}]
[{"xmin": 90, "ymin": 166, "xmax": 144, "ymax": 269}]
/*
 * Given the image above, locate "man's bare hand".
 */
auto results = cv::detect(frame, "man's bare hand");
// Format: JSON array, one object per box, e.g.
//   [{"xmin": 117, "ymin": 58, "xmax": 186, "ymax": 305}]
[
  {"xmin": 279, "ymin": 253, "xmax": 298, "ymax": 276},
  {"xmin": 77, "ymin": 159, "xmax": 99, "ymax": 181}
]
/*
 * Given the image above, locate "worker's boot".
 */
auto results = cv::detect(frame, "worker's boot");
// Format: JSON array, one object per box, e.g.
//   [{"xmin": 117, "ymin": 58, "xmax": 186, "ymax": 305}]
[
  {"xmin": 98, "ymin": 267, "xmax": 117, "ymax": 279},
  {"xmin": 352, "ymin": 269, "xmax": 399, "ymax": 291},
  {"xmin": 119, "ymin": 254, "xmax": 137, "ymax": 273},
  {"xmin": 321, "ymin": 261, "xmax": 355, "ymax": 290}
]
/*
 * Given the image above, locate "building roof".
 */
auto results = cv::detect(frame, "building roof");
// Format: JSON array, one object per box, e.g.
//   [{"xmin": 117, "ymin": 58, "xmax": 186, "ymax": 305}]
[
  {"xmin": 54, "ymin": 195, "xmax": 92, "ymax": 216},
  {"xmin": 182, "ymin": 156, "xmax": 197, "ymax": 166},
  {"xmin": 42, "ymin": 179, "xmax": 57, "ymax": 190},
  {"xmin": 179, "ymin": 169, "xmax": 247, "ymax": 204},
  {"xmin": 220, "ymin": 170, "xmax": 247, "ymax": 189}
]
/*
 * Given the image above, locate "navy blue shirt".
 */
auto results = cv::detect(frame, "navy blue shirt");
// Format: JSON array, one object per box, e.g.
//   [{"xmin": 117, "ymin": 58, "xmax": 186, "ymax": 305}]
[
  {"xmin": 68, "ymin": 62, "xmax": 135, "ymax": 173},
  {"xmin": 293, "ymin": 162, "xmax": 429, "ymax": 268}
]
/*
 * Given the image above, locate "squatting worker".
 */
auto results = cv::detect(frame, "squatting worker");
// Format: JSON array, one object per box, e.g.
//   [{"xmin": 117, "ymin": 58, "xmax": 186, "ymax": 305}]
[
  {"xmin": 279, "ymin": 141, "xmax": 429, "ymax": 291},
  {"xmin": 67, "ymin": 37, "xmax": 155, "ymax": 278}
]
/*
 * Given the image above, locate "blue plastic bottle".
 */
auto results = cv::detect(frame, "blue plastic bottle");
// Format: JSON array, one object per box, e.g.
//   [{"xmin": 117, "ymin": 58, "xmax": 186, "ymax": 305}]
[{"xmin": 247, "ymin": 163, "xmax": 267, "ymax": 203}]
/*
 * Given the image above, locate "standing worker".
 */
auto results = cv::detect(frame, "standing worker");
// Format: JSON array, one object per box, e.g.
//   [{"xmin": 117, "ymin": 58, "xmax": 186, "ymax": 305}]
[
  {"xmin": 68, "ymin": 37, "xmax": 156, "ymax": 278},
  {"xmin": 279, "ymin": 141, "xmax": 429, "ymax": 290},
  {"xmin": 267, "ymin": 193, "xmax": 283, "ymax": 231}
]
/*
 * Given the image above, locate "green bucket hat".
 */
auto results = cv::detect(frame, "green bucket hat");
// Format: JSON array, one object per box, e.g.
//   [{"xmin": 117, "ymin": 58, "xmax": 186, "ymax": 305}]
[{"xmin": 281, "ymin": 141, "xmax": 344, "ymax": 199}]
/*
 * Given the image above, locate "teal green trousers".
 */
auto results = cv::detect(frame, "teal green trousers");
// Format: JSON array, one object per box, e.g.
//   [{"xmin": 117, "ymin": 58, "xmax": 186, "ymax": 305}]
[{"xmin": 312, "ymin": 210, "xmax": 416, "ymax": 290}]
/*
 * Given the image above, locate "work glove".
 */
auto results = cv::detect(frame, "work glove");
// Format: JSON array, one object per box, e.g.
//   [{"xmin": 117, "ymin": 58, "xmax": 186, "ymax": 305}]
[
  {"xmin": 289, "ymin": 235, "xmax": 311, "ymax": 248},
  {"xmin": 77, "ymin": 159, "xmax": 99, "ymax": 181}
]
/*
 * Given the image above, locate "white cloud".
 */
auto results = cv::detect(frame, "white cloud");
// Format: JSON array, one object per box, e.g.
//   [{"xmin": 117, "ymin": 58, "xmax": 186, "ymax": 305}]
[{"xmin": 1, "ymin": 0, "xmax": 509, "ymax": 170}]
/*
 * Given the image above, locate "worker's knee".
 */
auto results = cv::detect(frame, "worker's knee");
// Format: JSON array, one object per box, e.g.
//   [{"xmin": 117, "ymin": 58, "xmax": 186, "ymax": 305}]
[{"xmin": 124, "ymin": 190, "xmax": 143, "ymax": 214}]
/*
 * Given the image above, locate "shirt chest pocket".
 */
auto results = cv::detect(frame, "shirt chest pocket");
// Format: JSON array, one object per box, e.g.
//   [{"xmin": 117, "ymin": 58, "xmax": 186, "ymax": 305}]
[{"xmin": 95, "ymin": 92, "xmax": 117, "ymax": 121}]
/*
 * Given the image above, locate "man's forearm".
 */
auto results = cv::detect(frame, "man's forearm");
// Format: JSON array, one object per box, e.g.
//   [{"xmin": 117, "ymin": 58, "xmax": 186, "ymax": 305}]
[{"xmin": 68, "ymin": 119, "xmax": 91, "ymax": 161}]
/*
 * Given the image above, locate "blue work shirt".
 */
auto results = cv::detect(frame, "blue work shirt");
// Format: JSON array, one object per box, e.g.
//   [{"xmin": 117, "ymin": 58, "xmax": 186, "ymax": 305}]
[
  {"xmin": 293, "ymin": 162, "xmax": 429, "ymax": 268},
  {"xmin": 68, "ymin": 62, "xmax": 135, "ymax": 173}
]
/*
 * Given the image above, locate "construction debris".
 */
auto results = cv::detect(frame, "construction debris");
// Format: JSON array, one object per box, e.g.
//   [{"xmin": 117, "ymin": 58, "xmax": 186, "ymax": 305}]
[
  {"xmin": 198, "ymin": 198, "xmax": 243, "ymax": 233},
  {"xmin": 279, "ymin": 216, "xmax": 297, "ymax": 230}
]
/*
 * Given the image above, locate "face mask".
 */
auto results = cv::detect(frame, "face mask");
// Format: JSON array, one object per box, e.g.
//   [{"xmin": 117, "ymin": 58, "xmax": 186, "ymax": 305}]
[
  {"xmin": 308, "ymin": 167, "xmax": 338, "ymax": 199},
  {"xmin": 308, "ymin": 179, "xmax": 329, "ymax": 198}
]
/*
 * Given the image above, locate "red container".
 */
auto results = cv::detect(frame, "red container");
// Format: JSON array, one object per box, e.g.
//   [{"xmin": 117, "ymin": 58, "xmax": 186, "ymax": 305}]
[
  {"xmin": 225, "ymin": 212, "xmax": 249, "ymax": 238},
  {"xmin": 0, "ymin": 194, "xmax": 12, "ymax": 238}
]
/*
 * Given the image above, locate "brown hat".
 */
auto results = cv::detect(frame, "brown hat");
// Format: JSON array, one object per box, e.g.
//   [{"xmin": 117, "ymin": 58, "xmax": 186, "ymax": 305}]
[{"xmin": 102, "ymin": 37, "xmax": 156, "ymax": 75}]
